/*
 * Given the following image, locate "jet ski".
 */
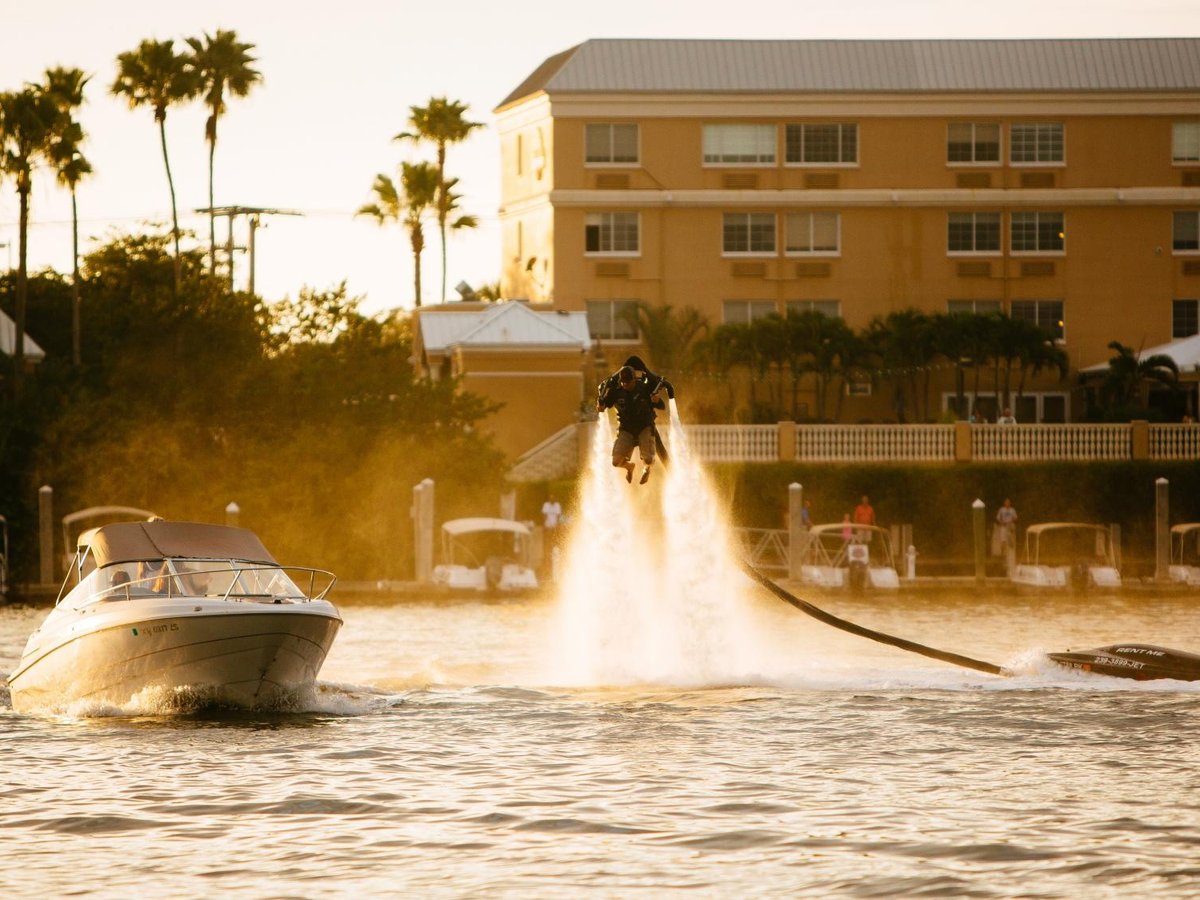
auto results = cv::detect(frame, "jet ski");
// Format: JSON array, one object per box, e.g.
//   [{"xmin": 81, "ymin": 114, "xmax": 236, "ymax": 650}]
[{"xmin": 1048, "ymin": 644, "xmax": 1200, "ymax": 682}]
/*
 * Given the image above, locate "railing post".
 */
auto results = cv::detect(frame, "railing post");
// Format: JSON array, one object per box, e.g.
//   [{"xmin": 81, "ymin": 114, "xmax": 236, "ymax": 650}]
[
  {"xmin": 1131, "ymin": 420, "xmax": 1150, "ymax": 460},
  {"xmin": 778, "ymin": 421, "xmax": 796, "ymax": 462},
  {"xmin": 788, "ymin": 482, "xmax": 805, "ymax": 581},
  {"xmin": 225, "ymin": 502, "xmax": 240, "ymax": 528},
  {"xmin": 38, "ymin": 484, "xmax": 54, "ymax": 585},
  {"xmin": 972, "ymin": 499, "xmax": 986, "ymax": 583},
  {"xmin": 955, "ymin": 421, "xmax": 972, "ymax": 462},
  {"xmin": 1155, "ymin": 477, "xmax": 1170, "ymax": 582},
  {"xmin": 412, "ymin": 478, "xmax": 435, "ymax": 583}
]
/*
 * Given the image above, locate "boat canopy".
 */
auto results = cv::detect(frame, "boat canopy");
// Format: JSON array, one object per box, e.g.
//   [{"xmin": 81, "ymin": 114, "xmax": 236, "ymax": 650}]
[
  {"xmin": 441, "ymin": 517, "xmax": 531, "ymax": 537},
  {"xmin": 1025, "ymin": 523, "xmax": 1111, "ymax": 536},
  {"xmin": 1170, "ymin": 523, "xmax": 1200, "ymax": 536},
  {"xmin": 807, "ymin": 523, "xmax": 889, "ymax": 537},
  {"xmin": 85, "ymin": 521, "xmax": 277, "ymax": 567}
]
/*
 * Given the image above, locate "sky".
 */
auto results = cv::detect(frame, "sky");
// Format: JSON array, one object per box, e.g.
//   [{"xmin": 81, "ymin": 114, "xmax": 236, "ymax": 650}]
[{"xmin": 3, "ymin": 1, "xmax": 1199, "ymax": 315}]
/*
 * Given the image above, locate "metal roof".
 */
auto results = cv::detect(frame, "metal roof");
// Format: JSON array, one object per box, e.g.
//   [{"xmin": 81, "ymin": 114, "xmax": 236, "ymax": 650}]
[
  {"xmin": 498, "ymin": 38, "xmax": 1200, "ymax": 108},
  {"xmin": 418, "ymin": 302, "xmax": 590, "ymax": 353}
]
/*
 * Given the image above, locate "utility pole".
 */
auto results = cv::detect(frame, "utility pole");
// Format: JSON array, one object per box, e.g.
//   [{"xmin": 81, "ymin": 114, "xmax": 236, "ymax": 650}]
[{"xmin": 194, "ymin": 205, "xmax": 302, "ymax": 294}]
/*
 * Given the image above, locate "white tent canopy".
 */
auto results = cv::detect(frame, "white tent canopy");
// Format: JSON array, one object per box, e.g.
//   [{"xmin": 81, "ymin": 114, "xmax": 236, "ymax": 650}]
[
  {"xmin": 0, "ymin": 310, "xmax": 45, "ymax": 361},
  {"xmin": 1082, "ymin": 334, "xmax": 1200, "ymax": 377}
]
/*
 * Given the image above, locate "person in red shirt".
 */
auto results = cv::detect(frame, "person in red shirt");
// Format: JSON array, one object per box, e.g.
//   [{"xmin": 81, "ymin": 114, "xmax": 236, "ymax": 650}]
[{"xmin": 853, "ymin": 495, "xmax": 876, "ymax": 543}]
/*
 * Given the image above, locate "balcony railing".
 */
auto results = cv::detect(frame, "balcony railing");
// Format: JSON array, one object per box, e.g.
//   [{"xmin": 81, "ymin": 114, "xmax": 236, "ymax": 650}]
[
  {"xmin": 970, "ymin": 423, "xmax": 1131, "ymax": 461},
  {"xmin": 509, "ymin": 421, "xmax": 1200, "ymax": 481}
]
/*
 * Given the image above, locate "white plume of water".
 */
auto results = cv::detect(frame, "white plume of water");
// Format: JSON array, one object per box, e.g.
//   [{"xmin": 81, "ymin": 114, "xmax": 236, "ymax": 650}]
[{"xmin": 550, "ymin": 402, "xmax": 786, "ymax": 687}]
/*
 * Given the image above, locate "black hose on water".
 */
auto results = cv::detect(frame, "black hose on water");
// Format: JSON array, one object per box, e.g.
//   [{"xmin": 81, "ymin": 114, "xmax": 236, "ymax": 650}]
[{"xmin": 740, "ymin": 561, "xmax": 1004, "ymax": 676}]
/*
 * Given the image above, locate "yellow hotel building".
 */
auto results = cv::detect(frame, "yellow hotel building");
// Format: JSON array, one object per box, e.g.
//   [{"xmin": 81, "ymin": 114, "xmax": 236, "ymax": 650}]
[{"xmin": 495, "ymin": 38, "xmax": 1200, "ymax": 422}]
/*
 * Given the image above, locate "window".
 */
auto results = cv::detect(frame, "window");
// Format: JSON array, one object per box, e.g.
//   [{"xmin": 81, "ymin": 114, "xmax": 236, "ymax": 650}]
[
  {"xmin": 1173, "ymin": 123, "xmax": 1200, "ymax": 163},
  {"xmin": 784, "ymin": 212, "xmax": 839, "ymax": 254},
  {"xmin": 585, "ymin": 212, "xmax": 639, "ymax": 254},
  {"xmin": 1174, "ymin": 299, "xmax": 1200, "ymax": 338},
  {"xmin": 1010, "ymin": 123, "xmax": 1064, "ymax": 164},
  {"xmin": 722, "ymin": 213, "xmax": 776, "ymax": 254},
  {"xmin": 948, "ymin": 212, "xmax": 1001, "ymax": 253},
  {"xmin": 585, "ymin": 300, "xmax": 639, "ymax": 340},
  {"xmin": 585, "ymin": 123, "xmax": 638, "ymax": 164},
  {"xmin": 702, "ymin": 124, "xmax": 775, "ymax": 164},
  {"xmin": 1011, "ymin": 299, "xmax": 1064, "ymax": 341},
  {"xmin": 1174, "ymin": 211, "xmax": 1200, "ymax": 252},
  {"xmin": 947, "ymin": 123, "xmax": 1001, "ymax": 164},
  {"xmin": 947, "ymin": 299, "xmax": 1002, "ymax": 315},
  {"xmin": 786, "ymin": 300, "xmax": 841, "ymax": 318},
  {"xmin": 784, "ymin": 123, "xmax": 858, "ymax": 164},
  {"xmin": 1011, "ymin": 212, "xmax": 1065, "ymax": 253},
  {"xmin": 722, "ymin": 300, "xmax": 777, "ymax": 324}
]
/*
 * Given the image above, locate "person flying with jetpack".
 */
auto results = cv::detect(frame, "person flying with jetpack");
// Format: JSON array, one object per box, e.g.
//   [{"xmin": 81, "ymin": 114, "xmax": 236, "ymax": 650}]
[{"xmin": 596, "ymin": 356, "xmax": 675, "ymax": 484}]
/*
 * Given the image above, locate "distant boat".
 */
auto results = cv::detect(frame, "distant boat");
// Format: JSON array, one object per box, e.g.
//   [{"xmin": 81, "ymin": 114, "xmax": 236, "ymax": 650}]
[
  {"xmin": 431, "ymin": 517, "xmax": 539, "ymax": 594},
  {"xmin": 8, "ymin": 519, "xmax": 341, "ymax": 713},
  {"xmin": 798, "ymin": 523, "xmax": 900, "ymax": 590},
  {"xmin": 1168, "ymin": 523, "xmax": 1200, "ymax": 586},
  {"xmin": 1011, "ymin": 522, "xmax": 1122, "ymax": 589}
]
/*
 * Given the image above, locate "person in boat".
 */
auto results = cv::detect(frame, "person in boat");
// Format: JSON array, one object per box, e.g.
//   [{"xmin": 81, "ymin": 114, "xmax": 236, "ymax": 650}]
[
  {"xmin": 853, "ymin": 495, "xmax": 876, "ymax": 542},
  {"xmin": 597, "ymin": 364, "xmax": 667, "ymax": 484}
]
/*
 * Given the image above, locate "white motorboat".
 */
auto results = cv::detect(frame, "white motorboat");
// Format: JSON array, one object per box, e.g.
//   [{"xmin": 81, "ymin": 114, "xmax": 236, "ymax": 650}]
[
  {"xmin": 798, "ymin": 523, "xmax": 900, "ymax": 590},
  {"xmin": 1011, "ymin": 522, "xmax": 1122, "ymax": 589},
  {"xmin": 8, "ymin": 519, "xmax": 341, "ymax": 713},
  {"xmin": 431, "ymin": 517, "xmax": 539, "ymax": 593},
  {"xmin": 1169, "ymin": 523, "xmax": 1200, "ymax": 586}
]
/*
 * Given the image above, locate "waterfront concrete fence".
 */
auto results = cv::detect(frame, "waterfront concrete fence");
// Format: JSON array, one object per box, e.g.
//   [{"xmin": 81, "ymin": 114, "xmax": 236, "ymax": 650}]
[{"xmin": 508, "ymin": 421, "xmax": 1200, "ymax": 480}]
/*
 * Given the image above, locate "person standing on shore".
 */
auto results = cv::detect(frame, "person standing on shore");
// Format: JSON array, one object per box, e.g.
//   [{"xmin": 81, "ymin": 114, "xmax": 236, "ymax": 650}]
[{"xmin": 993, "ymin": 498, "xmax": 1018, "ymax": 572}]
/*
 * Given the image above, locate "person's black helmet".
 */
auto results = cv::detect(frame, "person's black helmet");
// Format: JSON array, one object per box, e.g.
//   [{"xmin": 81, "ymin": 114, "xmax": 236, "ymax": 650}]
[{"xmin": 618, "ymin": 365, "xmax": 636, "ymax": 384}]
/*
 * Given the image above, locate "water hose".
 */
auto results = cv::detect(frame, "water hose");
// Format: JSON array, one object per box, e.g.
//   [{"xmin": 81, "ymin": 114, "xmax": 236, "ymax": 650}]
[{"xmin": 740, "ymin": 561, "xmax": 1004, "ymax": 676}]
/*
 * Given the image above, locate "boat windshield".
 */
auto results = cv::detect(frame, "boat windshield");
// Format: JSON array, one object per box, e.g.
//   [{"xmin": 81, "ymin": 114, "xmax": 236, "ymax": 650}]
[{"xmin": 83, "ymin": 559, "xmax": 321, "ymax": 603}]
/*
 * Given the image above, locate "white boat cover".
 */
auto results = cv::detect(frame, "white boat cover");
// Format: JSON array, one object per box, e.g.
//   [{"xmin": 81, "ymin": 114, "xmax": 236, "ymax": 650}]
[
  {"xmin": 87, "ymin": 521, "xmax": 277, "ymax": 567},
  {"xmin": 441, "ymin": 518, "xmax": 531, "ymax": 536}
]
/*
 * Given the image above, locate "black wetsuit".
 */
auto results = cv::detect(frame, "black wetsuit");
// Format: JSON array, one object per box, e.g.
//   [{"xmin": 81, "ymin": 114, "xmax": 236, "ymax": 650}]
[{"xmin": 597, "ymin": 376, "xmax": 663, "ymax": 434}]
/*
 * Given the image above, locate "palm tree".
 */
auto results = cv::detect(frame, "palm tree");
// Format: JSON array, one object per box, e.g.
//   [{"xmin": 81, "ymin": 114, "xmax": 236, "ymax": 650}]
[
  {"xmin": 1101, "ymin": 340, "xmax": 1179, "ymax": 412},
  {"xmin": 44, "ymin": 67, "xmax": 92, "ymax": 367},
  {"xmin": 394, "ymin": 97, "xmax": 483, "ymax": 302},
  {"xmin": 630, "ymin": 303, "xmax": 709, "ymax": 376},
  {"xmin": 0, "ymin": 85, "xmax": 59, "ymax": 392},
  {"xmin": 111, "ymin": 38, "xmax": 199, "ymax": 292},
  {"xmin": 867, "ymin": 310, "xmax": 937, "ymax": 421},
  {"xmin": 184, "ymin": 30, "xmax": 261, "ymax": 276},
  {"xmin": 356, "ymin": 161, "xmax": 439, "ymax": 306}
]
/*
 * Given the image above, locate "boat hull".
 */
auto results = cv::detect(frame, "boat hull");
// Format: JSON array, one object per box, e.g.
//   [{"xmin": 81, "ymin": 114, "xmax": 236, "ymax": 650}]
[
  {"xmin": 8, "ymin": 608, "xmax": 341, "ymax": 713},
  {"xmin": 1048, "ymin": 643, "xmax": 1200, "ymax": 682}
]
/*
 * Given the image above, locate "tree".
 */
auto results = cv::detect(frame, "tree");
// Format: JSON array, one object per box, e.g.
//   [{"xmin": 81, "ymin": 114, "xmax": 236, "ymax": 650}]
[
  {"xmin": 0, "ymin": 84, "xmax": 59, "ymax": 394},
  {"xmin": 867, "ymin": 310, "xmax": 937, "ymax": 422},
  {"xmin": 629, "ymin": 303, "xmax": 709, "ymax": 377},
  {"xmin": 184, "ymin": 30, "xmax": 262, "ymax": 277},
  {"xmin": 356, "ymin": 162, "xmax": 439, "ymax": 306},
  {"xmin": 111, "ymin": 39, "xmax": 199, "ymax": 293},
  {"xmin": 43, "ymin": 67, "xmax": 93, "ymax": 368},
  {"xmin": 1101, "ymin": 340, "xmax": 1179, "ymax": 414},
  {"xmin": 394, "ymin": 97, "xmax": 483, "ymax": 302},
  {"xmin": 785, "ymin": 311, "xmax": 861, "ymax": 422}
]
